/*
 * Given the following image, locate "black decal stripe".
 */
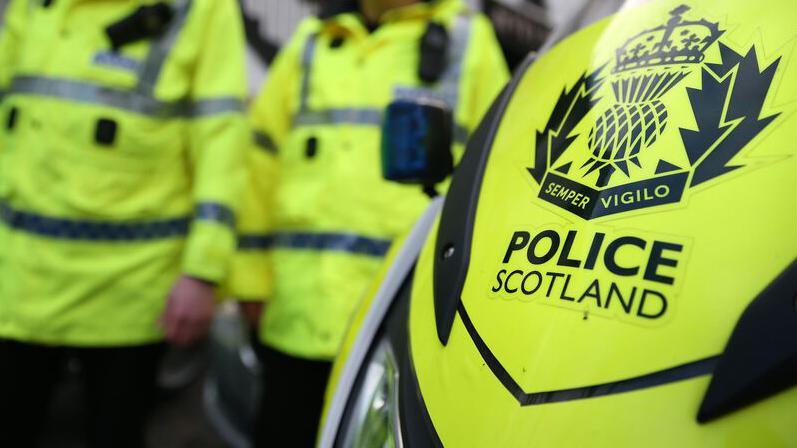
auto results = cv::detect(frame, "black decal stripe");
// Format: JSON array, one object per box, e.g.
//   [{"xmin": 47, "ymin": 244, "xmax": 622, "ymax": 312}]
[
  {"xmin": 457, "ymin": 301, "xmax": 528, "ymax": 404},
  {"xmin": 457, "ymin": 302, "xmax": 720, "ymax": 406},
  {"xmin": 698, "ymin": 258, "xmax": 797, "ymax": 423}
]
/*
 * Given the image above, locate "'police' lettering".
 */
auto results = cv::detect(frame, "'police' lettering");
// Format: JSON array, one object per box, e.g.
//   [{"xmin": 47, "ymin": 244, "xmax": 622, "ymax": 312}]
[
  {"xmin": 503, "ymin": 231, "xmax": 530, "ymax": 263},
  {"xmin": 644, "ymin": 241, "xmax": 683, "ymax": 285},
  {"xmin": 491, "ymin": 228, "xmax": 684, "ymax": 324},
  {"xmin": 527, "ymin": 230, "xmax": 560, "ymax": 264},
  {"xmin": 499, "ymin": 229, "xmax": 681, "ymax": 285},
  {"xmin": 604, "ymin": 236, "xmax": 646, "ymax": 277}
]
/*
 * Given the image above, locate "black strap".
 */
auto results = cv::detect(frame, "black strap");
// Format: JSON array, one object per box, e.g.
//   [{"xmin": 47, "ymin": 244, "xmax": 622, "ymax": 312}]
[
  {"xmin": 418, "ymin": 22, "xmax": 449, "ymax": 84},
  {"xmin": 105, "ymin": 2, "xmax": 174, "ymax": 51}
]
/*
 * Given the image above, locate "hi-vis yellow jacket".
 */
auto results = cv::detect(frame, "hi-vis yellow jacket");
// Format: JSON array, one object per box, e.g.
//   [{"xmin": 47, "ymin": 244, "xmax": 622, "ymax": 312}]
[
  {"xmin": 230, "ymin": 0, "xmax": 509, "ymax": 360},
  {"xmin": 0, "ymin": 0, "xmax": 248, "ymax": 346}
]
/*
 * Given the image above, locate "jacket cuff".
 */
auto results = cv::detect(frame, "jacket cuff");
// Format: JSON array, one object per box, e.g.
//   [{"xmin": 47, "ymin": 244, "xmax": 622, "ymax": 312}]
[
  {"xmin": 227, "ymin": 248, "xmax": 273, "ymax": 302},
  {"xmin": 182, "ymin": 218, "xmax": 237, "ymax": 284}
]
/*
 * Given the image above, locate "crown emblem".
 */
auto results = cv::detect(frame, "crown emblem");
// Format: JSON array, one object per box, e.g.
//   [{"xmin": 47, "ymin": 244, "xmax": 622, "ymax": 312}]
[{"xmin": 614, "ymin": 5, "xmax": 723, "ymax": 74}]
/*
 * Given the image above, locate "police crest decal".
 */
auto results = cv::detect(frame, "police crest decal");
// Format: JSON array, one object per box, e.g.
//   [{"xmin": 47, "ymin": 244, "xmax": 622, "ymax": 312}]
[{"xmin": 529, "ymin": 5, "xmax": 781, "ymax": 220}]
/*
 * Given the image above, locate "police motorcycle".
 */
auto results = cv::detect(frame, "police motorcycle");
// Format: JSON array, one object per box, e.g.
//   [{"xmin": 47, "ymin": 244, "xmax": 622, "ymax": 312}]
[{"xmin": 319, "ymin": 0, "xmax": 797, "ymax": 446}]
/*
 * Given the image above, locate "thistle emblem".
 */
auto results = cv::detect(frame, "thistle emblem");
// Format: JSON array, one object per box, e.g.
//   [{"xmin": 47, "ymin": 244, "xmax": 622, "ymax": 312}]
[{"xmin": 583, "ymin": 5, "xmax": 723, "ymax": 186}]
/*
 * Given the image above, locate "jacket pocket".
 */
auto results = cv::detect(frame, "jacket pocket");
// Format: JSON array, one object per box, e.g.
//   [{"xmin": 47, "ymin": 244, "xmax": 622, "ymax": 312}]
[{"xmin": 44, "ymin": 105, "xmax": 191, "ymax": 219}]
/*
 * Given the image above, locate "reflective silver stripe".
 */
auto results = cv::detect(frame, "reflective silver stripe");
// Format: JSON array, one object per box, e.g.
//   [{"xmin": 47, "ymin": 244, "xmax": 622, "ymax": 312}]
[
  {"xmin": 437, "ymin": 14, "xmax": 473, "ymax": 109},
  {"xmin": 12, "ymin": 76, "xmax": 180, "ymax": 117},
  {"xmin": 298, "ymin": 33, "xmax": 318, "ymax": 113},
  {"xmin": 9, "ymin": 76, "xmax": 242, "ymax": 118},
  {"xmin": 190, "ymin": 97, "xmax": 245, "ymax": 117},
  {"xmin": 392, "ymin": 15, "xmax": 473, "ymax": 107},
  {"xmin": 295, "ymin": 106, "xmax": 470, "ymax": 144},
  {"xmin": 392, "ymin": 86, "xmax": 442, "ymax": 102},
  {"xmin": 391, "ymin": 14, "xmax": 473, "ymax": 144},
  {"xmin": 294, "ymin": 107, "xmax": 382, "ymax": 126},
  {"xmin": 137, "ymin": 0, "xmax": 193, "ymax": 96},
  {"xmin": 253, "ymin": 130, "xmax": 277, "ymax": 153}
]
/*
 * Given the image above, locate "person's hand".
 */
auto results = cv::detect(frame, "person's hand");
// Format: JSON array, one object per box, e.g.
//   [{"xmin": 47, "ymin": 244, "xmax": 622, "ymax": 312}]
[
  {"xmin": 159, "ymin": 275, "xmax": 216, "ymax": 346},
  {"xmin": 238, "ymin": 301, "xmax": 265, "ymax": 330}
]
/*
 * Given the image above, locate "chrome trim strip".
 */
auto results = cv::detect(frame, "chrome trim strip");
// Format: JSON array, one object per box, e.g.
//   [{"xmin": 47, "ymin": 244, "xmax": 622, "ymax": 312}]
[{"xmin": 318, "ymin": 197, "xmax": 444, "ymax": 448}]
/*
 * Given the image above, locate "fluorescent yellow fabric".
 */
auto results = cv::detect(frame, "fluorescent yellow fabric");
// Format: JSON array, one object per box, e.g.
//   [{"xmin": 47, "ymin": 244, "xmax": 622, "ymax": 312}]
[
  {"xmin": 320, "ymin": 233, "xmax": 408, "ymax": 425},
  {"xmin": 0, "ymin": 0, "xmax": 248, "ymax": 346},
  {"xmin": 235, "ymin": 0, "xmax": 509, "ymax": 360},
  {"xmin": 408, "ymin": 0, "xmax": 797, "ymax": 445}
]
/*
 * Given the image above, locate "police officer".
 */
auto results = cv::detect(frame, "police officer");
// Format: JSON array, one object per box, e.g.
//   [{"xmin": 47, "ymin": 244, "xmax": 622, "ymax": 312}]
[
  {"xmin": 0, "ymin": 0, "xmax": 248, "ymax": 446},
  {"xmin": 230, "ymin": 0, "xmax": 509, "ymax": 445}
]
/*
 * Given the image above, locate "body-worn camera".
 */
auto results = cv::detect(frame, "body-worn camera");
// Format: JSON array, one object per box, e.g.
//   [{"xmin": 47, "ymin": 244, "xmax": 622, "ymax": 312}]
[{"xmin": 381, "ymin": 98, "xmax": 454, "ymax": 193}]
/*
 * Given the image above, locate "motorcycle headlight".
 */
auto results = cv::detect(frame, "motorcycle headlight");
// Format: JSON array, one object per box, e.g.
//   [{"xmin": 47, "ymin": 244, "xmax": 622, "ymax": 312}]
[{"xmin": 341, "ymin": 341, "xmax": 402, "ymax": 448}]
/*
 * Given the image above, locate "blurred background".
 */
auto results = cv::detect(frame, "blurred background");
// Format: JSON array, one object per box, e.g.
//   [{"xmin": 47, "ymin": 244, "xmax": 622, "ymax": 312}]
[{"xmin": 0, "ymin": 0, "xmax": 606, "ymax": 446}]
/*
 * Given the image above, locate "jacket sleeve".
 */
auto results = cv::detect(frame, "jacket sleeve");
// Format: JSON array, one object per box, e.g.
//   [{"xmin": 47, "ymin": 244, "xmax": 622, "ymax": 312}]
[
  {"xmin": 180, "ymin": 0, "xmax": 249, "ymax": 284},
  {"xmin": 227, "ymin": 20, "xmax": 316, "ymax": 301},
  {"xmin": 0, "ymin": 0, "xmax": 26, "ymax": 91}
]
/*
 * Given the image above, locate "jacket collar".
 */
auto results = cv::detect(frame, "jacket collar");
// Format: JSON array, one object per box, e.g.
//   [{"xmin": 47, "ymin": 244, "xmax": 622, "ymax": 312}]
[
  {"xmin": 318, "ymin": 0, "xmax": 450, "ymax": 22},
  {"xmin": 318, "ymin": 0, "xmax": 462, "ymax": 33}
]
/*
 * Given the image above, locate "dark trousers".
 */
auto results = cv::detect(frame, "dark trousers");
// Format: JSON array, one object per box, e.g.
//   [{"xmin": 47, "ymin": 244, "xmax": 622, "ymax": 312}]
[
  {"xmin": 254, "ymin": 345, "xmax": 333, "ymax": 448},
  {"xmin": 0, "ymin": 338, "xmax": 164, "ymax": 448}
]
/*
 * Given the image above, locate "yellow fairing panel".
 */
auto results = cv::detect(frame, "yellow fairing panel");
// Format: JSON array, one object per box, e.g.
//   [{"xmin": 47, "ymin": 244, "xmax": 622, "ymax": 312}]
[{"xmin": 410, "ymin": 0, "xmax": 797, "ymax": 446}]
